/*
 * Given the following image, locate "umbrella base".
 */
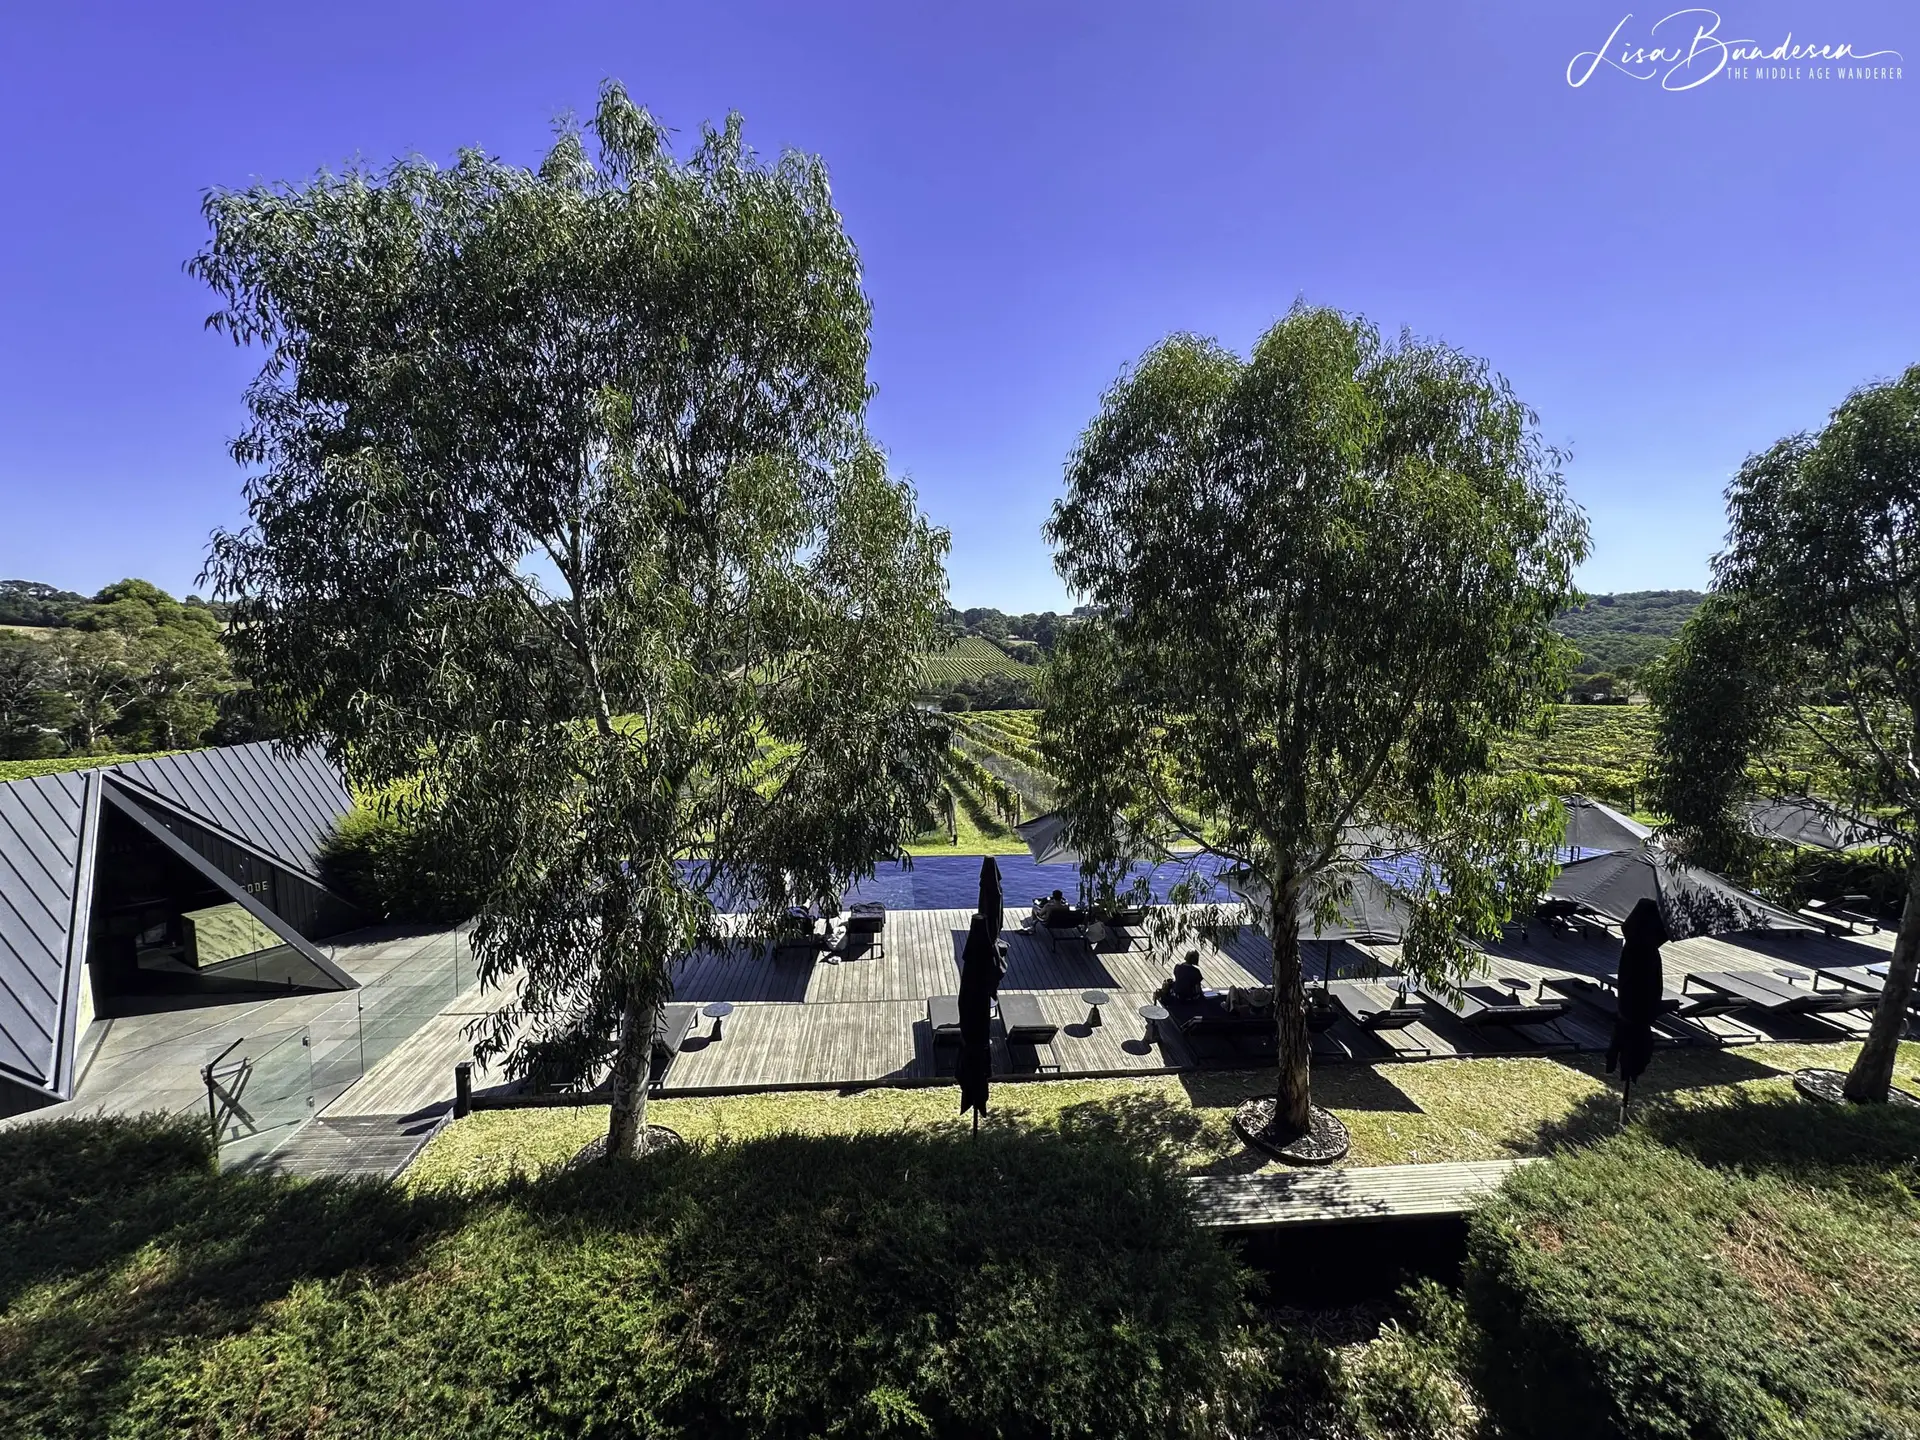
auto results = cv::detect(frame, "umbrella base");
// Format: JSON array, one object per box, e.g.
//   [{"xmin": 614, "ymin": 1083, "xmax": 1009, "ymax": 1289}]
[
  {"xmin": 1792, "ymin": 1068, "xmax": 1920, "ymax": 1108},
  {"xmin": 1234, "ymin": 1098, "xmax": 1351, "ymax": 1165},
  {"xmin": 570, "ymin": 1125, "xmax": 688, "ymax": 1166}
]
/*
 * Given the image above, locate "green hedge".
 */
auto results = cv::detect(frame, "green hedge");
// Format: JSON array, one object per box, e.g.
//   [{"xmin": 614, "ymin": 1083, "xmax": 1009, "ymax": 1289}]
[
  {"xmin": 4, "ymin": 1114, "xmax": 1276, "ymax": 1440},
  {"xmin": 319, "ymin": 804, "xmax": 480, "ymax": 925},
  {"xmin": 1464, "ymin": 1093, "xmax": 1920, "ymax": 1440}
]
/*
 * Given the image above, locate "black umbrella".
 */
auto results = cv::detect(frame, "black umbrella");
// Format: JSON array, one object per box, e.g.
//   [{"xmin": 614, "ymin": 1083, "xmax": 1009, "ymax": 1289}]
[
  {"xmin": 1544, "ymin": 848, "xmax": 1808, "ymax": 938},
  {"xmin": 979, "ymin": 855, "xmax": 1005, "ymax": 940},
  {"xmin": 957, "ymin": 912, "xmax": 1002, "ymax": 1128},
  {"xmin": 1608, "ymin": 897, "xmax": 1669, "ymax": 1118}
]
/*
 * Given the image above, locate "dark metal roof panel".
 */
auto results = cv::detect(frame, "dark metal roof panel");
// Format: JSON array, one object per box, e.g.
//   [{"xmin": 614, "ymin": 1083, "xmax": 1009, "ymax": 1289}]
[
  {"xmin": 0, "ymin": 770, "xmax": 91, "ymax": 1096},
  {"xmin": 109, "ymin": 741, "xmax": 352, "ymax": 881}
]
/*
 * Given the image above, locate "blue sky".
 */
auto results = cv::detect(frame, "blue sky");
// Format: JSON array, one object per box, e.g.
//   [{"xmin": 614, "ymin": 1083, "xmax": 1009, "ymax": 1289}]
[{"xmin": 0, "ymin": 1, "xmax": 1913, "ymax": 612}]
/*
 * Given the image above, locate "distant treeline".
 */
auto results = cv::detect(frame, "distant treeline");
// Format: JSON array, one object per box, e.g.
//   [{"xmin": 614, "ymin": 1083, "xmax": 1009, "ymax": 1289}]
[
  {"xmin": 1553, "ymin": 589, "xmax": 1704, "ymax": 676},
  {"xmin": 0, "ymin": 578, "xmax": 267, "ymax": 762}
]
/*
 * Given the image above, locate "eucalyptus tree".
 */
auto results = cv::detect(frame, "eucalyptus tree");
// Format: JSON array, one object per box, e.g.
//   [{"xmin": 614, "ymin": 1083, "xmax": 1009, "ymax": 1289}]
[
  {"xmin": 1043, "ymin": 307, "xmax": 1587, "ymax": 1152},
  {"xmin": 197, "ymin": 85, "xmax": 948, "ymax": 1157},
  {"xmin": 1650, "ymin": 366, "xmax": 1920, "ymax": 1104}
]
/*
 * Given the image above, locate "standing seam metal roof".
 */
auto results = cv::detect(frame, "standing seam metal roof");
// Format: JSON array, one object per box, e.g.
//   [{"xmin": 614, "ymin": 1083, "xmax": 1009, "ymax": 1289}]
[
  {"xmin": 1, "ymin": 742, "xmax": 356, "ymax": 1103},
  {"xmin": 109, "ymin": 741, "xmax": 353, "ymax": 883},
  {"xmin": 0, "ymin": 770, "xmax": 93, "ymax": 1094}
]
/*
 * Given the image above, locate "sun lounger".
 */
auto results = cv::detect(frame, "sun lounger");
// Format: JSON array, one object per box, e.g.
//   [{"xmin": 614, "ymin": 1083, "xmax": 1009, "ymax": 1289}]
[
  {"xmin": 1326, "ymin": 979, "xmax": 1432, "ymax": 1057},
  {"xmin": 1326, "ymin": 979, "xmax": 1426, "ymax": 1032},
  {"xmin": 1422, "ymin": 982, "xmax": 1574, "ymax": 1046},
  {"xmin": 996, "ymin": 992, "xmax": 1060, "ymax": 1071},
  {"xmin": 1682, "ymin": 970, "xmax": 1872, "ymax": 1018},
  {"xmin": 1543, "ymin": 975, "xmax": 1735, "ymax": 1045},
  {"xmin": 1810, "ymin": 965, "xmax": 1920, "ymax": 1013},
  {"xmin": 838, "ymin": 903, "xmax": 887, "ymax": 959},
  {"xmin": 927, "ymin": 994, "xmax": 962, "ymax": 1044},
  {"xmin": 1088, "ymin": 906, "xmax": 1152, "ymax": 952},
  {"xmin": 648, "ymin": 1003, "xmax": 700, "ymax": 1089}
]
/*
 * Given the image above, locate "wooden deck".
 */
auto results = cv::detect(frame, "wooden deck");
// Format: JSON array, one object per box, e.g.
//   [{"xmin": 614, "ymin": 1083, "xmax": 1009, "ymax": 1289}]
[
  {"xmin": 320, "ymin": 905, "xmax": 1904, "ymax": 1124},
  {"xmin": 1191, "ymin": 1158, "xmax": 1534, "ymax": 1229}
]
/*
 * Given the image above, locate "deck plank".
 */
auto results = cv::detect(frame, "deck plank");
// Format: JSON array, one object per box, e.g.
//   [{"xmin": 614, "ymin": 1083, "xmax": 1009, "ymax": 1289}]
[
  {"xmin": 1191, "ymin": 1158, "xmax": 1533, "ymax": 1229},
  {"xmin": 314, "ymin": 905, "xmax": 1904, "ymax": 1119}
]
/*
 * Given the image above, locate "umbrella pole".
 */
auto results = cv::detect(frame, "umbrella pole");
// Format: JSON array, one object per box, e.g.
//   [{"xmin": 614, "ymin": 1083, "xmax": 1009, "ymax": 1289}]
[
  {"xmin": 1620, "ymin": 1075, "xmax": 1632, "ymax": 1123},
  {"xmin": 972, "ymin": 1110, "xmax": 979, "ymax": 1137}
]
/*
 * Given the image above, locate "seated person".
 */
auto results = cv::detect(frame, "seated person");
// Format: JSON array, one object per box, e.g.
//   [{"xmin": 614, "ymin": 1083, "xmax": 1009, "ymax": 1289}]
[
  {"xmin": 1031, "ymin": 889, "xmax": 1078, "ymax": 927},
  {"xmin": 1170, "ymin": 951, "xmax": 1205, "ymax": 1001}
]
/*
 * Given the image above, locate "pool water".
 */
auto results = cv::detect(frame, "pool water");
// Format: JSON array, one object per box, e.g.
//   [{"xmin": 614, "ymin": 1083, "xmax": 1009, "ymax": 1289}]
[{"xmin": 838, "ymin": 852, "xmax": 1236, "ymax": 911}]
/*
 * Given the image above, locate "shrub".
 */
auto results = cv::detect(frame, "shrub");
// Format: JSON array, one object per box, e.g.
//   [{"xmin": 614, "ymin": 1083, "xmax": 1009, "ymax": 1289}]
[
  {"xmin": 6, "ymin": 1114, "xmax": 1264, "ymax": 1440},
  {"xmin": 320, "ymin": 803, "xmax": 480, "ymax": 925},
  {"xmin": 1463, "ymin": 1094, "xmax": 1920, "ymax": 1440},
  {"xmin": 1345, "ymin": 1280, "xmax": 1479, "ymax": 1440}
]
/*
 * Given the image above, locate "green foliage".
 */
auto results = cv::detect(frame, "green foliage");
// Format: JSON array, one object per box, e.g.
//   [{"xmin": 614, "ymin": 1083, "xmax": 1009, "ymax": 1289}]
[
  {"xmin": 0, "ymin": 579, "xmax": 86, "ymax": 628},
  {"xmin": 0, "ymin": 749, "xmax": 192, "ymax": 783},
  {"xmin": 0, "ymin": 630, "xmax": 64, "ymax": 759},
  {"xmin": 1344, "ymin": 1281, "xmax": 1480, "ymax": 1440},
  {"xmin": 1738, "ymin": 842, "xmax": 1908, "ymax": 915},
  {"xmin": 2, "ymin": 1113, "xmax": 1264, "ymax": 1440},
  {"xmin": 0, "ymin": 579, "xmax": 237, "ymax": 758},
  {"xmin": 197, "ymin": 84, "xmax": 949, "ymax": 1156},
  {"xmin": 1495, "ymin": 704, "xmax": 1657, "ymax": 806},
  {"xmin": 1649, "ymin": 365, "xmax": 1920, "ymax": 1104},
  {"xmin": 1042, "ymin": 305, "xmax": 1587, "ymax": 1133},
  {"xmin": 319, "ymin": 803, "xmax": 481, "ymax": 925},
  {"xmin": 1553, "ymin": 590, "xmax": 1703, "ymax": 673},
  {"xmin": 1465, "ymin": 1093, "xmax": 1920, "ymax": 1440}
]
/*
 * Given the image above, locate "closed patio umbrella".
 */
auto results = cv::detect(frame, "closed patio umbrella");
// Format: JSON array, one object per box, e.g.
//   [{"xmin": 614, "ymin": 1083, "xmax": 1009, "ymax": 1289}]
[
  {"xmin": 1609, "ymin": 897, "xmax": 1668, "ymax": 1117},
  {"xmin": 956, "ymin": 912, "xmax": 1001, "ymax": 1127},
  {"xmin": 979, "ymin": 855, "xmax": 1004, "ymax": 938}
]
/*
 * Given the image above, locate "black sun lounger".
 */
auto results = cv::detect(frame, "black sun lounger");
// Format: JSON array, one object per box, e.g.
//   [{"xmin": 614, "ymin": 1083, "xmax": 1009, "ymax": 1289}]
[
  {"xmin": 1326, "ymin": 979, "xmax": 1432, "ymax": 1057},
  {"xmin": 996, "ymin": 992, "xmax": 1060, "ymax": 1071},
  {"xmin": 1422, "ymin": 982, "xmax": 1574, "ymax": 1046},
  {"xmin": 1326, "ymin": 980, "xmax": 1426, "ymax": 1032},
  {"xmin": 838, "ymin": 903, "xmax": 887, "ymax": 959},
  {"xmin": 1811, "ymin": 965, "xmax": 1919, "ymax": 1012},
  {"xmin": 1543, "ymin": 975, "xmax": 1739, "ymax": 1045},
  {"xmin": 927, "ymin": 995, "xmax": 962, "ymax": 1044},
  {"xmin": 1683, "ymin": 970, "xmax": 1873, "ymax": 1018}
]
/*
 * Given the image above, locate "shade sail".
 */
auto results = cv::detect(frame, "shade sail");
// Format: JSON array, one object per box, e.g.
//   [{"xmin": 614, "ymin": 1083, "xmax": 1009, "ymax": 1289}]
[
  {"xmin": 1745, "ymin": 799, "xmax": 1885, "ymax": 851},
  {"xmin": 1544, "ymin": 848, "xmax": 1810, "ymax": 939},
  {"xmin": 1224, "ymin": 864, "xmax": 1409, "ymax": 944},
  {"xmin": 1562, "ymin": 794, "xmax": 1652, "ymax": 854},
  {"xmin": 1013, "ymin": 811, "xmax": 1078, "ymax": 865}
]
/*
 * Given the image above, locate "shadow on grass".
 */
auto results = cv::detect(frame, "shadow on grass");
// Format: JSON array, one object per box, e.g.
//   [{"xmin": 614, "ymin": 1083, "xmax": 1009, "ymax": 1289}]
[
  {"xmin": 0, "ymin": 1113, "xmax": 466, "ymax": 1439},
  {"xmin": 4, "ymin": 1107, "xmax": 1269, "ymax": 1440},
  {"xmin": 1522, "ymin": 1048, "xmax": 1920, "ymax": 1181}
]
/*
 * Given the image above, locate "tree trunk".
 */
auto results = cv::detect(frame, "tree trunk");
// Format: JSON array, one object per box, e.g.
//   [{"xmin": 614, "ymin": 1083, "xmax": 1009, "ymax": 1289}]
[
  {"xmin": 1269, "ymin": 887, "xmax": 1313, "ymax": 1137},
  {"xmin": 603, "ymin": 997, "xmax": 660, "ymax": 1159},
  {"xmin": 1843, "ymin": 856, "xmax": 1920, "ymax": 1103}
]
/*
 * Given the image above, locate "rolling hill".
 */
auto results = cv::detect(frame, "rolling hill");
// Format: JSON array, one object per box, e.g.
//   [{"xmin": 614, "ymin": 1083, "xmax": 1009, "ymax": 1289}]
[{"xmin": 1554, "ymin": 590, "xmax": 1704, "ymax": 674}]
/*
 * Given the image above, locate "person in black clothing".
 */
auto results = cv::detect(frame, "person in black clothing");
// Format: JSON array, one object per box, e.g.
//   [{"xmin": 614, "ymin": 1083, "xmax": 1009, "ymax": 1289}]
[{"xmin": 1170, "ymin": 950, "xmax": 1204, "ymax": 1001}]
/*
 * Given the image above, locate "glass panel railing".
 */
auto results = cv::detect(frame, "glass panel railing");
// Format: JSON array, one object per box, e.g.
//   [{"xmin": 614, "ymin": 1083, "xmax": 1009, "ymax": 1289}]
[
  {"xmin": 204, "ymin": 1026, "xmax": 314, "ymax": 1170},
  {"xmin": 305, "ymin": 929, "xmax": 476, "ymax": 1105}
]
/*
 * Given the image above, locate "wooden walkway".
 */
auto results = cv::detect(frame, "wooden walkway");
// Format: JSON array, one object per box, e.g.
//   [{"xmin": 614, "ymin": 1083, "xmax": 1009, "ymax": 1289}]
[
  {"xmin": 1191, "ymin": 1158, "xmax": 1533, "ymax": 1229},
  {"xmin": 319, "ymin": 905, "xmax": 1901, "ymax": 1124}
]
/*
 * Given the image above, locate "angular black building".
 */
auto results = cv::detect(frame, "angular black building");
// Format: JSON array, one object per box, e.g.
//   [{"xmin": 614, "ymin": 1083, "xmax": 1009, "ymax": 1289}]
[{"xmin": 0, "ymin": 742, "xmax": 370, "ymax": 1115}]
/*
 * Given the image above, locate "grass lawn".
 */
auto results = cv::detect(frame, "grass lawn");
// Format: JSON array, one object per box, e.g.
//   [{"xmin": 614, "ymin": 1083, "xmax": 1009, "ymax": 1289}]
[{"xmin": 408, "ymin": 1039, "xmax": 1920, "ymax": 1194}]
